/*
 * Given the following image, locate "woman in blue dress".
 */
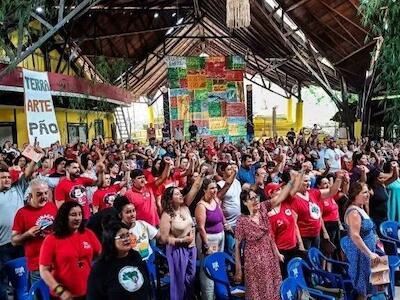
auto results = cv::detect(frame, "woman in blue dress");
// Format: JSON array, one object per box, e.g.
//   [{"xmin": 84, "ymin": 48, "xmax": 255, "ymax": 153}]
[{"xmin": 342, "ymin": 182, "xmax": 381, "ymax": 300}]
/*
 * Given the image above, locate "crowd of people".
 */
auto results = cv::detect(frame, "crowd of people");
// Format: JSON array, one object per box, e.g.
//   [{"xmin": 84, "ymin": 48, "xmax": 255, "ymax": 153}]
[{"xmin": 0, "ymin": 126, "xmax": 399, "ymax": 300}]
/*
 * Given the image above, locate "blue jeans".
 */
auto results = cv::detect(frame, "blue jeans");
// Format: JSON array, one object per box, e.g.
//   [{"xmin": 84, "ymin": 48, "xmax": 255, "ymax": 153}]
[
  {"xmin": 0, "ymin": 243, "xmax": 24, "ymax": 300},
  {"xmin": 224, "ymin": 231, "xmax": 235, "ymax": 256}
]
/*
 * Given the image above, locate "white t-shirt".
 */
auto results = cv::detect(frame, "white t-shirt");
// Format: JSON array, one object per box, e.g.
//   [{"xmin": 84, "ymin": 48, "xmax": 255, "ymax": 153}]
[
  {"xmin": 324, "ymin": 148, "xmax": 344, "ymax": 172},
  {"xmin": 129, "ymin": 220, "xmax": 158, "ymax": 260},
  {"xmin": 217, "ymin": 179, "xmax": 242, "ymax": 227}
]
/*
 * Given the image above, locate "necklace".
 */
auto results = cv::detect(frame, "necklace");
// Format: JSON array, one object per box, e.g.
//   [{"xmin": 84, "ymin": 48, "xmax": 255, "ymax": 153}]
[{"xmin": 174, "ymin": 207, "xmax": 186, "ymax": 221}]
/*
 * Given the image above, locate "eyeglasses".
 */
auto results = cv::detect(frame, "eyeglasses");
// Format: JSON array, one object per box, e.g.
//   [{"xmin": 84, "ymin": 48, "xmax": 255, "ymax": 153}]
[
  {"xmin": 115, "ymin": 233, "xmax": 130, "ymax": 241},
  {"xmin": 248, "ymin": 195, "xmax": 260, "ymax": 201}
]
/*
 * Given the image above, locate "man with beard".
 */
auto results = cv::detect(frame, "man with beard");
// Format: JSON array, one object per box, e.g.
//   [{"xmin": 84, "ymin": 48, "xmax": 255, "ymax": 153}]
[
  {"xmin": 12, "ymin": 179, "xmax": 57, "ymax": 285},
  {"xmin": 55, "ymin": 160, "xmax": 104, "ymax": 220},
  {"xmin": 92, "ymin": 171, "xmax": 130, "ymax": 214}
]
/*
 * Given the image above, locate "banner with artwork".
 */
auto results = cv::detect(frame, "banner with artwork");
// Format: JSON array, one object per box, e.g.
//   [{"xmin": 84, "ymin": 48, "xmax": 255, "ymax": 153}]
[{"xmin": 166, "ymin": 56, "xmax": 246, "ymax": 141}]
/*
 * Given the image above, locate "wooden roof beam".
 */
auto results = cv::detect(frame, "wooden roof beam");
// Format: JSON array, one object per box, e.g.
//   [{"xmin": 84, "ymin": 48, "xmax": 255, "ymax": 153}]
[
  {"xmin": 317, "ymin": 0, "xmax": 369, "ymax": 34},
  {"xmin": 285, "ymin": 0, "xmax": 311, "ymax": 13}
]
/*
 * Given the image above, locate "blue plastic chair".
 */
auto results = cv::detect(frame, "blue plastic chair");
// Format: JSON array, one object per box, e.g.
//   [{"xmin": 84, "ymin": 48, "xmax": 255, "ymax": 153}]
[
  {"xmin": 308, "ymin": 247, "xmax": 354, "ymax": 296},
  {"xmin": 203, "ymin": 252, "xmax": 245, "ymax": 300},
  {"xmin": 4, "ymin": 257, "xmax": 29, "ymax": 300},
  {"xmin": 287, "ymin": 257, "xmax": 346, "ymax": 298},
  {"xmin": 377, "ymin": 238, "xmax": 400, "ymax": 299},
  {"xmin": 280, "ymin": 277, "xmax": 335, "ymax": 300},
  {"xmin": 28, "ymin": 279, "xmax": 49, "ymax": 300},
  {"xmin": 146, "ymin": 245, "xmax": 170, "ymax": 300},
  {"xmin": 380, "ymin": 221, "xmax": 400, "ymax": 249}
]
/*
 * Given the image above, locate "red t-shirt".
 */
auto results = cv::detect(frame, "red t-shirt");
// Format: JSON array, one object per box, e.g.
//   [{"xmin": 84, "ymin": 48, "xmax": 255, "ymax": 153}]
[
  {"xmin": 157, "ymin": 171, "xmax": 183, "ymax": 196},
  {"xmin": 268, "ymin": 202, "xmax": 297, "ymax": 250},
  {"xmin": 39, "ymin": 229, "xmax": 101, "ymax": 297},
  {"xmin": 12, "ymin": 202, "xmax": 58, "ymax": 271},
  {"xmin": 92, "ymin": 184, "xmax": 121, "ymax": 211},
  {"xmin": 125, "ymin": 185, "xmax": 160, "ymax": 226},
  {"xmin": 289, "ymin": 189, "xmax": 322, "ymax": 238},
  {"xmin": 321, "ymin": 194, "xmax": 340, "ymax": 222},
  {"xmin": 54, "ymin": 177, "xmax": 95, "ymax": 220}
]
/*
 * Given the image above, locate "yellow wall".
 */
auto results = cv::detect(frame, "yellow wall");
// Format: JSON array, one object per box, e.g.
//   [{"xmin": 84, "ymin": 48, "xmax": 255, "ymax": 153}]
[{"xmin": 0, "ymin": 106, "xmax": 114, "ymax": 147}]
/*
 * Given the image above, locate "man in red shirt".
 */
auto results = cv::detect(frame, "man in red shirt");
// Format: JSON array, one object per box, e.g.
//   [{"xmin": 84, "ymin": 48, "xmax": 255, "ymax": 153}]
[
  {"xmin": 55, "ymin": 160, "xmax": 104, "ymax": 220},
  {"xmin": 92, "ymin": 171, "xmax": 129, "ymax": 213},
  {"xmin": 11, "ymin": 178, "xmax": 57, "ymax": 284},
  {"xmin": 125, "ymin": 169, "xmax": 160, "ymax": 226}
]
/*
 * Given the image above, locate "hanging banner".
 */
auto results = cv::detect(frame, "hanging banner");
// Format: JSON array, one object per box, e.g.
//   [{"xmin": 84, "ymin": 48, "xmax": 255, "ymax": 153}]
[
  {"xmin": 166, "ymin": 56, "xmax": 247, "ymax": 140},
  {"xmin": 23, "ymin": 69, "xmax": 60, "ymax": 147}
]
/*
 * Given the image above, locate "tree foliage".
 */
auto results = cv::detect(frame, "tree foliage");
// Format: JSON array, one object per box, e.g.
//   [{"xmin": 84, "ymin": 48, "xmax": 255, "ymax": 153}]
[
  {"xmin": 360, "ymin": 0, "xmax": 400, "ymax": 93},
  {"xmin": 360, "ymin": 0, "xmax": 400, "ymax": 133}
]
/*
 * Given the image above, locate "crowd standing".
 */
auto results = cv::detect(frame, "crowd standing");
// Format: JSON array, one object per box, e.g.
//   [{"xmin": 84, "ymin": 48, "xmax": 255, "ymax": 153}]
[{"xmin": 0, "ymin": 125, "xmax": 399, "ymax": 300}]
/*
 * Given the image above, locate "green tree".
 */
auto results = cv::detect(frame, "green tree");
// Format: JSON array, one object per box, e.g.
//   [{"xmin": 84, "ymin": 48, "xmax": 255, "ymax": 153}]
[{"xmin": 360, "ymin": 1, "xmax": 400, "ymax": 134}]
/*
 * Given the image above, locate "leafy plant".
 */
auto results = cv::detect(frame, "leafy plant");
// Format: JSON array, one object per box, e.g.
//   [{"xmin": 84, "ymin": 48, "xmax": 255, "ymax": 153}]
[
  {"xmin": 360, "ymin": 1, "xmax": 400, "ymax": 131},
  {"xmin": 94, "ymin": 56, "xmax": 131, "ymax": 83}
]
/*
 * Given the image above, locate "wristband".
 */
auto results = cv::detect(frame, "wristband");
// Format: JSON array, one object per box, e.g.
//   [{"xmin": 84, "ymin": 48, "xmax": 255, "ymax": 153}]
[{"xmin": 54, "ymin": 284, "xmax": 65, "ymax": 296}]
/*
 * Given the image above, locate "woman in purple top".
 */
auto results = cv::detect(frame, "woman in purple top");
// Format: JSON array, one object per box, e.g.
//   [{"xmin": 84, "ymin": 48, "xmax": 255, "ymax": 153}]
[{"xmin": 195, "ymin": 178, "xmax": 227, "ymax": 300}]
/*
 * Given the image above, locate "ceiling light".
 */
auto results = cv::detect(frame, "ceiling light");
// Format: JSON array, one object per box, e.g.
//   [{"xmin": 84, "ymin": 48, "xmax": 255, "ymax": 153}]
[
  {"xmin": 35, "ymin": 7, "xmax": 44, "ymax": 13},
  {"xmin": 172, "ymin": 12, "xmax": 177, "ymax": 17},
  {"xmin": 166, "ymin": 28, "xmax": 174, "ymax": 35},
  {"xmin": 177, "ymin": 17, "xmax": 184, "ymax": 25},
  {"xmin": 154, "ymin": 12, "xmax": 159, "ymax": 18}
]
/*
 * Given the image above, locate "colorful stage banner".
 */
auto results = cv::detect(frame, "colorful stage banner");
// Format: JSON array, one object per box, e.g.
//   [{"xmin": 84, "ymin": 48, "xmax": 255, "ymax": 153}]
[
  {"xmin": 23, "ymin": 69, "xmax": 60, "ymax": 147},
  {"xmin": 166, "ymin": 56, "xmax": 246, "ymax": 140}
]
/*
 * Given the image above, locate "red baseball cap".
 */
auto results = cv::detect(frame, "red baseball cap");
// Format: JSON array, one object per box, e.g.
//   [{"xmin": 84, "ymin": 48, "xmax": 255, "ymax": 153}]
[{"xmin": 264, "ymin": 183, "xmax": 283, "ymax": 196}]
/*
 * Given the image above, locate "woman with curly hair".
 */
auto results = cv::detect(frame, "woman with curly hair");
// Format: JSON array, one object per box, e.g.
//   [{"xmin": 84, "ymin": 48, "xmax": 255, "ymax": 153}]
[
  {"xmin": 39, "ymin": 202, "xmax": 101, "ymax": 299},
  {"xmin": 159, "ymin": 186, "xmax": 196, "ymax": 300}
]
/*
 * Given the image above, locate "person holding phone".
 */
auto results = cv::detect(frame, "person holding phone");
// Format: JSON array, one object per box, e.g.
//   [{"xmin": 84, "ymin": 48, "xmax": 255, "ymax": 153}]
[{"xmin": 11, "ymin": 179, "xmax": 57, "ymax": 285}]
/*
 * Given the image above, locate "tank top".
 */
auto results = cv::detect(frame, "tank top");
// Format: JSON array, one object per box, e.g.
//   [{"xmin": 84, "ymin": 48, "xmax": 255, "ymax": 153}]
[
  {"xmin": 203, "ymin": 201, "xmax": 224, "ymax": 234},
  {"xmin": 170, "ymin": 207, "xmax": 193, "ymax": 238}
]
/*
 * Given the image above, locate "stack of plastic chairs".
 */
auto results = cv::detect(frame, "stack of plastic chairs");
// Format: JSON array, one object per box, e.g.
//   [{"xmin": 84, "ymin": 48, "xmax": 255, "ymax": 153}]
[
  {"xmin": 4, "ymin": 257, "xmax": 29, "ymax": 300},
  {"xmin": 202, "ymin": 252, "xmax": 245, "ymax": 300},
  {"xmin": 27, "ymin": 279, "xmax": 49, "ymax": 300}
]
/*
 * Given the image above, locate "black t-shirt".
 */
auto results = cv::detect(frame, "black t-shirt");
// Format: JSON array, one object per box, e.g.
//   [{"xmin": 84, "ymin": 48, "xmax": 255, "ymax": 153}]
[
  {"xmin": 189, "ymin": 125, "xmax": 198, "ymax": 137},
  {"xmin": 369, "ymin": 185, "xmax": 389, "ymax": 225},
  {"xmin": 110, "ymin": 174, "xmax": 123, "ymax": 185},
  {"xmin": 87, "ymin": 250, "xmax": 151, "ymax": 300}
]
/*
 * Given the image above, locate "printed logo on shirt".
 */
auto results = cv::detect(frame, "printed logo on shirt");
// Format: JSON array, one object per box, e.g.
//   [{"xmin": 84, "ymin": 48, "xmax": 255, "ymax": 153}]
[
  {"xmin": 284, "ymin": 209, "xmax": 292, "ymax": 216},
  {"xmin": 118, "ymin": 266, "xmax": 144, "ymax": 292},
  {"xmin": 83, "ymin": 241, "xmax": 91, "ymax": 249},
  {"xmin": 104, "ymin": 192, "xmax": 117, "ymax": 206},
  {"xmin": 36, "ymin": 214, "xmax": 55, "ymax": 236},
  {"xmin": 143, "ymin": 192, "xmax": 150, "ymax": 198},
  {"xmin": 69, "ymin": 185, "xmax": 88, "ymax": 205},
  {"xmin": 309, "ymin": 202, "xmax": 321, "ymax": 220}
]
